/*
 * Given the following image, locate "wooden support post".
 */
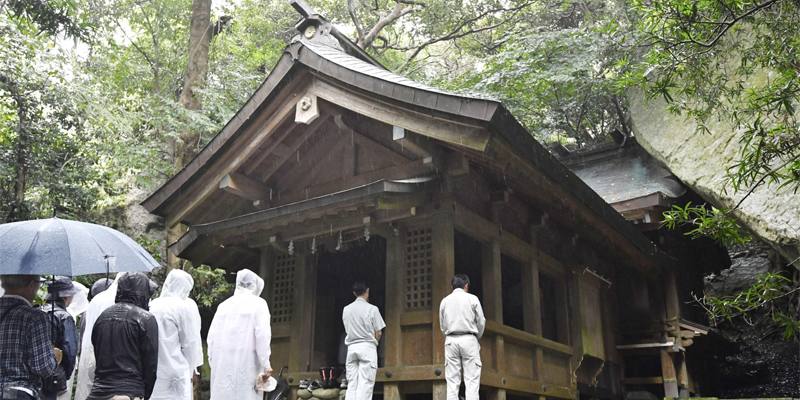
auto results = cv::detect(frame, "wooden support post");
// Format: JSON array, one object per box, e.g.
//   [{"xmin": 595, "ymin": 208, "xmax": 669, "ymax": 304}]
[
  {"xmin": 259, "ymin": 247, "xmax": 274, "ymax": 303},
  {"xmin": 526, "ymin": 224, "xmax": 545, "ymax": 380},
  {"xmin": 481, "ymin": 241, "xmax": 503, "ymax": 321},
  {"xmin": 664, "ymin": 270, "xmax": 681, "ymax": 337},
  {"xmin": 567, "ymin": 270, "xmax": 583, "ymax": 386},
  {"xmin": 431, "ymin": 216, "xmax": 455, "ymax": 399},
  {"xmin": 384, "ymin": 383, "xmax": 402, "ymax": 400},
  {"xmin": 677, "ymin": 351, "xmax": 689, "ymax": 398},
  {"xmin": 488, "ymin": 388, "xmax": 507, "ymax": 400},
  {"xmin": 482, "ymin": 240, "xmax": 504, "ymax": 372},
  {"xmin": 289, "ymin": 251, "xmax": 316, "ymax": 372},
  {"xmin": 166, "ymin": 222, "xmax": 185, "ymax": 269},
  {"xmin": 661, "ymin": 349, "xmax": 679, "ymax": 398},
  {"xmin": 385, "ymin": 228, "xmax": 404, "ymax": 367},
  {"xmin": 432, "ymin": 382, "xmax": 447, "ymax": 400}
]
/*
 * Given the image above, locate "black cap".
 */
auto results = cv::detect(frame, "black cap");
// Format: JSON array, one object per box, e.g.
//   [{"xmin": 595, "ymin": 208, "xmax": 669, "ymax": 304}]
[{"xmin": 47, "ymin": 276, "xmax": 78, "ymax": 298}]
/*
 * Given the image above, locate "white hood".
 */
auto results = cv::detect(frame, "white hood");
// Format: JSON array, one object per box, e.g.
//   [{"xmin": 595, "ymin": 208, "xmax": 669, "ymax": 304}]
[
  {"xmin": 66, "ymin": 281, "xmax": 90, "ymax": 318},
  {"xmin": 160, "ymin": 269, "xmax": 194, "ymax": 300},
  {"xmin": 234, "ymin": 269, "xmax": 264, "ymax": 296}
]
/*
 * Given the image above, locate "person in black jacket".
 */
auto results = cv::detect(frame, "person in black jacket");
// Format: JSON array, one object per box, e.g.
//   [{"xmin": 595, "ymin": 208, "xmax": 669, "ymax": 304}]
[
  {"xmin": 39, "ymin": 277, "xmax": 79, "ymax": 400},
  {"xmin": 87, "ymin": 272, "xmax": 158, "ymax": 400}
]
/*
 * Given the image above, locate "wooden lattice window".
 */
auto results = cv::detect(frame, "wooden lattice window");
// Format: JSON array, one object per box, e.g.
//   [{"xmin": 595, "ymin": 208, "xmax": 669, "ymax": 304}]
[
  {"xmin": 271, "ymin": 254, "xmax": 296, "ymax": 324},
  {"xmin": 405, "ymin": 227, "xmax": 433, "ymax": 310}
]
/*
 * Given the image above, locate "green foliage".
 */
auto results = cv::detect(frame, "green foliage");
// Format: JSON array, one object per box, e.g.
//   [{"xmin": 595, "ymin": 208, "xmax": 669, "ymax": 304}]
[
  {"xmin": 436, "ymin": 0, "xmax": 633, "ymax": 146},
  {"xmin": 700, "ymin": 272, "xmax": 800, "ymax": 340},
  {"xmin": 662, "ymin": 202, "xmax": 751, "ymax": 246},
  {"xmin": 631, "ymin": 0, "xmax": 800, "ymax": 194},
  {"xmin": 187, "ymin": 265, "xmax": 232, "ymax": 308}
]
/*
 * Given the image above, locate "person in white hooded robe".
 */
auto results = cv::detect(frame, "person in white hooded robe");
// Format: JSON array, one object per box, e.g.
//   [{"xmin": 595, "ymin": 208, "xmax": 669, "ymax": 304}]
[
  {"xmin": 149, "ymin": 269, "xmax": 204, "ymax": 400},
  {"xmin": 73, "ymin": 273, "xmax": 125, "ymax": 400},
  {"xmin": 207, "ymin": 269, "xmax": 271, "ymax": 400}
]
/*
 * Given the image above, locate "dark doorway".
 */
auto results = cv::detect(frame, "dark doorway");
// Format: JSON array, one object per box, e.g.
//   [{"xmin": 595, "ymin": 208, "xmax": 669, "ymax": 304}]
[
  {"xmin": 312, "ymin": 236, "xmax": 387, "ymax": 371},
  {"xmin": 501, "ymin": 255, "xmax": 525, "ymax": 331},
  {"xmin": 454, "ymin": 231, "xmax": 484, "ymax": 301}
]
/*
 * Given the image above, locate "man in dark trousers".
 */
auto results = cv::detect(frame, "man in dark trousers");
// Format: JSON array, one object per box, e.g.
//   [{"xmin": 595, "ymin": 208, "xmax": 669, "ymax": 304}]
[
  {"xmin": 40, "ymin": 277, "xmax": 79, "ymax": 400},
  {"xmin": 0, "ymin": 275, "xmax": 58, "ymax": 400},
  {"xmin": 88, "ymin": 272, "xmax": 159, "ymax": 400}
]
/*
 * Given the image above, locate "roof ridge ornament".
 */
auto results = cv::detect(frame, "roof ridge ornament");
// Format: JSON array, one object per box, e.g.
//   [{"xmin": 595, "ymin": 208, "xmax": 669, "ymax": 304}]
[{"xmin": 289, "ymin": 0, "xmax": 344, "ymax": 51}]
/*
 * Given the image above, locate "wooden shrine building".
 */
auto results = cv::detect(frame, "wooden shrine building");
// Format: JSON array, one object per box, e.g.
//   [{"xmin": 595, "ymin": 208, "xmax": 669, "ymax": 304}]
[{"xmin": 143, "ymin": 2, "xmax": 715, "ymax": 399}]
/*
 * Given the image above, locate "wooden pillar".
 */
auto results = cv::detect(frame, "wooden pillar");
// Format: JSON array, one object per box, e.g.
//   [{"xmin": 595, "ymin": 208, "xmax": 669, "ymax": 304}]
[
  {"xmin": 664, "ymin": 270, "xmax": 681, "ymax": 336},
  {"xmin": 289, "ymin": 251, "xmax": 316, "ymax": 372},
  {"xmin": 384, "ymin": 383, "xmax": 402, "ymax": 400},
  {"xmin": 661, "ymin": 349, "xmax": 679, "ymax": 398},
  {"xmin": 566, "ymin": 269, "xmax": 583, "ymax": 387},
  {"xmin": 525, "ymin": 224, "xmax": 545, "ymax": 380},
  {"xmin": 481, "ymin": 241, "xmax": 503, "ymax": 321},
  {"xmin": 677, "ymin": 351, "xmax": 690, "ymax": 398},
  {"xmin": 431, "ymin": 216, "xmax": 455, "ymax": 400},
  {"xmin": 482, "ymin": 240, "xmax": 504, "ymax": 398},
  {"xmin": 166, "ymin": 222, "xmax": 184, "ymax": 268},
  {"xmin": 488, "ymin": 388, "xmax": 507, "ymax": 400},
  {"xmin": 259, "ymin": 247, "xmax": 274, "ymax": 303},
  {"xmin": 385, "ymin": 228, "xmax": 404, "ymax": 367}
]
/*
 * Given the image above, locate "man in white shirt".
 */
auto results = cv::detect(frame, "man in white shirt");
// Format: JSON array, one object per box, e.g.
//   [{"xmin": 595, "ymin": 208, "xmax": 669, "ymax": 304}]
[
  {"xmin": 342, "ymin": 281, "xmax": 385, "ymax": 400},
  {"xmin": 439, "ymin": 274, "xmax": 486, "ymax": 400}
]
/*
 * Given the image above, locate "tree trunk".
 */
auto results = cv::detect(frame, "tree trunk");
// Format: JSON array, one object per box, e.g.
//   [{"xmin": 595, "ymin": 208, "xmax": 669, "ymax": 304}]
[
  {"xmin": 174, "ymin": 0, "xmax": 212, "ymax": 170},
  {"xmin": 1, "ymin": 75, "xmax": 29, "ymax": 222}
]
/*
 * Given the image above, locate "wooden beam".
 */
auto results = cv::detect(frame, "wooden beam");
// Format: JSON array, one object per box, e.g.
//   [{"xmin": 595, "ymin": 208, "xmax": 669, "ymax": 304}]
[
  {"xmin": 333, "ymin": 113, "xmax": 413, "ymax": 165},
  {"xmin": 309, "ymin": 78, "xmax": 491, "ymax": 152},
  {"xmin": 273, "ymin": 159, "xmax": 435, "ymax": 207},
  {"xmin": 257, "ymin": 113, "xmax": 333, "ymax": 182},
  {"xmin": 392, "ymin": 125, "xmax": 435, "ymax": 160},
  {"xmin": 244, "ymin": 123, "xmax": 304, "ymax": 175},
  {"xmin": 451, "ymin": 201, "xmax": 567, "ymax": 277},
  {"xmin": 481, "ymin": 135, "xmax": 662, "ymax": 273},
  {"xmin": 352, "ymin": 130, "xmax": 412, "ymax": 166},
  {"xmin": 219, "ymin": 172, "xmax": 271, "ymax": 202},
  {"xmin": 165, "ymin": 89, "xmax": 301, "ymax": 226},
  {"xmin": 483, "ymin": 320, "xmax": 573, "ymax": 356}
]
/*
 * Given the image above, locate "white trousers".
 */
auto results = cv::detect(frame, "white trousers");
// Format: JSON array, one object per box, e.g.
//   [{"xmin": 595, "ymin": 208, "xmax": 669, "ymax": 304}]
[
  {"xmin": 345, "ymin": 342, "xmax": 377, "ymax": 400},
  {"xmin": 444, "ymin": 334, "xmax": 481, "ymax": 400}
]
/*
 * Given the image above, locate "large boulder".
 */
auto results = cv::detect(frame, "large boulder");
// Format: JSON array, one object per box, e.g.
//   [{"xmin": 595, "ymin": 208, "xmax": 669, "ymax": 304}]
[{"xmin": 628, "ymin": 91, "xmax": 800, "ymax": 267}]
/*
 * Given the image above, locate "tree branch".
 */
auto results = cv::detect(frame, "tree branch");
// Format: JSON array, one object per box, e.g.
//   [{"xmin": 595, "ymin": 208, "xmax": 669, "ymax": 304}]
[
  {"xmin": 396, "ymin": 1, "xmax": 533, "ymax": 72},
  {"xmin": 358, "ymin": 1, "xmax": 416, "ymax": 50},
  {"xmin": 347, "ymin": 0, "xmax": 365, "ymax": 44}
]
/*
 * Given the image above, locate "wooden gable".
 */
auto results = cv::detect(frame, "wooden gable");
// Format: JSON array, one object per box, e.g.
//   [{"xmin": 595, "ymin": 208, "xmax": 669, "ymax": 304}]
[{"xmin": 143, "ymin": 11, "xmax": 672, "ymax": 274}]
